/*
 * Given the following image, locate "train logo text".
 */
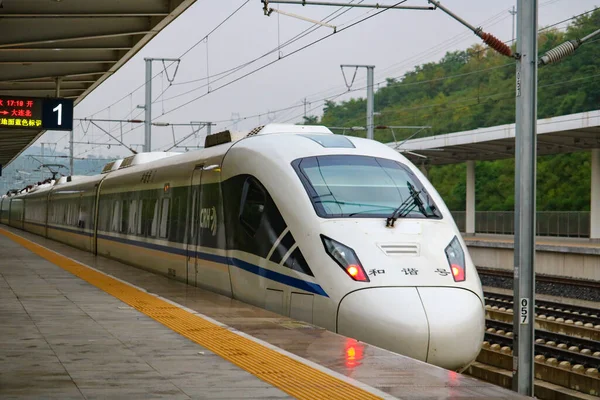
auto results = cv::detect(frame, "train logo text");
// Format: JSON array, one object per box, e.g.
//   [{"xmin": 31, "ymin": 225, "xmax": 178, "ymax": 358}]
[{"xmin": 200, "ymin": 206, "xmax": 217, "ymax": 236}]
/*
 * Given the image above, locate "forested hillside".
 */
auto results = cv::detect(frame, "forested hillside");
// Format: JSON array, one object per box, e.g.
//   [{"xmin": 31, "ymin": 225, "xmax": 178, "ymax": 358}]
[{"xmin": 316, "ymin": 9, "xmax": 600, "ymax": 211}]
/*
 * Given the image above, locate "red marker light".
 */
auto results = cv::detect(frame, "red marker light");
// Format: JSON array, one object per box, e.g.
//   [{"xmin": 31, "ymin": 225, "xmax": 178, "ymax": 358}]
[
  {"xmin": 346, "ymin": 264, "xmax": 368, "ymax": 281},
  {"xmin": 321, "ymin": 235, "xmax": 370, "ymax": 282},
  {"xmin": 451, "ymin": 263, "xmax": 465, "ymax": 282},
  {"xmin": 445, "ymin": 236, "xmax": 466, "ymax": 282}
]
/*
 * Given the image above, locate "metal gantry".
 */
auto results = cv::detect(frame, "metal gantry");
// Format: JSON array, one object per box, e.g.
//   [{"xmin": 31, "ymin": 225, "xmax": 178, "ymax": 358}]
[
  {"xmin": 340, "ymin": 65, "xmax": 375, "ymax": 140},
  {"xmin": 143, "ymin": 57, "xmax": 181, "ymax": 152}
]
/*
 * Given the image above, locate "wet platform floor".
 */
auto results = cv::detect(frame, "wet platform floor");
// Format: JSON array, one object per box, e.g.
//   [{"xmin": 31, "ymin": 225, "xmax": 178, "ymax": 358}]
[{"xmin": 0, "ymin": 226, "xmax": 528, "ymax": 399}]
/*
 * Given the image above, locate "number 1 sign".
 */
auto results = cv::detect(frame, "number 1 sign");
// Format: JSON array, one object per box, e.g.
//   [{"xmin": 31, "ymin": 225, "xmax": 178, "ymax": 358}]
[{"xmin": 42, "ymin": 98, "xmax": 73, "ymax": 131}]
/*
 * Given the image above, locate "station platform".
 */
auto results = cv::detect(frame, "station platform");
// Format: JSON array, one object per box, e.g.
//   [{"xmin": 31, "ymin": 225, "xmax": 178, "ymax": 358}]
[
  {"xmin": 462, "ymin": 234, "xmax": 600, "ymax": 282},
  {"xmin": 0, "ymin": 226, "xmax": 527, "ymax": 400}
]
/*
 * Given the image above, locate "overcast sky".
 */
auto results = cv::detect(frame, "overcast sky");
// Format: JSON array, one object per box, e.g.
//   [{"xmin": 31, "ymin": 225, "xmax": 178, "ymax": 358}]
[{"xmin": 37, "ymin": 0, "xmax": 599, "ymax": 160}]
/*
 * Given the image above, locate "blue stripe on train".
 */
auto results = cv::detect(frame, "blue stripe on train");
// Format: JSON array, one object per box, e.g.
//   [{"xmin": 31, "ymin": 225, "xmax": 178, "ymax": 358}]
[
  {"xmin": 42, "ymin": 223, "xmax": 328, "ymax": 297},
  {"xmin": 228, "ymin": 257, "xmax": 328, "ymax": 297}
]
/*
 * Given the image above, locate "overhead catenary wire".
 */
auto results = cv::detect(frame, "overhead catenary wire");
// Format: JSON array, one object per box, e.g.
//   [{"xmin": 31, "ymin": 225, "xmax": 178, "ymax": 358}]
[
  {"xmin": 75, "ymin": 53, "xmax": 198, "ymax": 156},
  {"xmin": 273, "ymin": 10, "xmax": 593, "ymax": 125},
  {"xmin": 156, "ymin": 0, "xmax": 364, "ymax": 103},
  {"xmin": 64, "ymin": 26, "xmax": 572, "ymax": 158},
  {"xmin": 51, "ymin": 2, "xmax": 585, "ymax": 153},
  {"xmin": 81, "ymin": 0, "xmax": 252, "ymax": 120},
  {"xmin": 164, "ymin": 0, "xmax": 509, "ymax": 104},
  {"xmin": 155, "ymin": 0, "xmax": 411, "ymax": 119},
  {"xmin": 426, "ymin": 0, "xmax": 512, "ymax": 57},
  {"xmin": 74, "ymin": 81, "xmax": 178, "ymax": 157},
  {"xmin": 75, "ymin": 0, "xmax": 521, "ymax": 153},
  {"xmin": 210, "ymin": 61, "xmax": 516, "ymax": 127},
  {"xmin": 293, "ymin": 2, "xmax": 582, "ymax": 102},
  {"xmin": 76, "ymin": 5, "xmax": 593, "ymax": 158},
  {"xmin": 80, "ymin": 24, "xmax": 578, "ymax": 154},
  {"xmin": 145, "ymin": 0, "xmax": 362, "ymax": 108},
  {"xmin": 209, "ymin": 5, "xmax": 515, "ymax": 118}
]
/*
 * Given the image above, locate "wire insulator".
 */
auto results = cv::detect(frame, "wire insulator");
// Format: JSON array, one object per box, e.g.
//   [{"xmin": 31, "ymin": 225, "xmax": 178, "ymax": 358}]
[
  {"xmin": 479, "ymin": 32, "xmax": 513, "ymax": 57},
  {"xmin": 539, "ymin": 40, "xmax": 579, "ymax": 65}
]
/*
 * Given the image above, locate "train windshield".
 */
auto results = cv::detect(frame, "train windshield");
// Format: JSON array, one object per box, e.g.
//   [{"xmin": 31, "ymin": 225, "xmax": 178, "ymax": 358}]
[{"xmin": 293, "ymin": 155, "xmax": 442, "ymax": 219}]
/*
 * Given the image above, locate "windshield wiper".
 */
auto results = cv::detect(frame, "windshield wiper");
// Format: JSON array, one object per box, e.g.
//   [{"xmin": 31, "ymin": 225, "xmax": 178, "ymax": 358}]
[
  {"xmin": 348, "ymin": 206, "xmax": 396, "ymax": 217},
  {"xmin": 386, "ymin": 182, "xmax": 430, "ymax": 227}
]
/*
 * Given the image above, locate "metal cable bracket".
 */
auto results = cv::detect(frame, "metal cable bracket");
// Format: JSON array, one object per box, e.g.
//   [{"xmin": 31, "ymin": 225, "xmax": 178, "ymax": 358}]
[
  {"xmin": 161, "ymin": 59, "xmax": 180, "ymax": 83},
  {"xmin": 340, "ymin": 66, "xmax": 358, "ymax": 91}
]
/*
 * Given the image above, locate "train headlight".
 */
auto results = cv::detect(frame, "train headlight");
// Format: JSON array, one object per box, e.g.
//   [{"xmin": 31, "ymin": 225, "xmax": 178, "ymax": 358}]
[
  {"xmin": 445, "ymin": 236, "xmax": 466, "ymax": 282},
  {"xmin": 321, "ymin": 235, "xmax": 369, "ymax": 282}
]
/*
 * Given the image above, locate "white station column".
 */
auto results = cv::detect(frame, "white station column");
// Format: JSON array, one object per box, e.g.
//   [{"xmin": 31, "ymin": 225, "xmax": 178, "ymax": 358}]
[
  {"xmin": 466, "ymin": 160, "xmax": 476, "ymax": 235},
  {"xmin": 591, "ymin": 149, "xmax": 600, "ymax": 239}
]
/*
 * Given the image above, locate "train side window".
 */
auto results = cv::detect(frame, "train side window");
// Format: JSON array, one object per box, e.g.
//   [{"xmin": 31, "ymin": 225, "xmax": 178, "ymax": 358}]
[
  {"xmin": 74, "ymin": 201, "xmax": 80, "ymax": 226},
  {"xmin": 101, "ymin": 199, "xmax": 111, "ymax": 231},
  {"xmin": 111, "ymin": 200, "xmax": 121, "ymax": 232},
  {"xmin": 79, "ymin": 197, "xmax": 92, "ymax": 230},
  {"xmin": 121, "ymin": 200, "xmax": 129, "ymax": 233},
  {"xmin": 128, "ymin": 199, "xmax": 138, "ymax": 234},
  {"xmin": 283, "ymin": 247, "xmax": 314, "ymax": 277},
  {"xmin": 68, "ymin": 202, "xmax": 74, "ymax": 226},
  {"xmin": 69, "ymin": 202, "xmax": 75, "ymax": 226},
  {"xmin": 159, "ymin": 198, "xmax": 170, "ymax": 238},
  {"xmin": 140, "ymin": 198, "xmax": 158, "ymax": 237},
  {"xmin": 169, "ymin": 197, "xmax": 180, "ymax": 242},
  {"xmin": 239, "ymin": 178, "xmax": 266, "ymax": 237},
  {"xmin": 136, "ymin": 200, "xmax": 144, "ymax": 235},
  {"xmin": 150, "ymin": 200, "xmax": 159, "ymax": 237}
]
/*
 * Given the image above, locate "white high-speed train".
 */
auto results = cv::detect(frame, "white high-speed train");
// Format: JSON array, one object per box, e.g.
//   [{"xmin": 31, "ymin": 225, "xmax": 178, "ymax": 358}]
[{"xmin": 0, "ymin": 124, "xmax": 485, "ymax": 371}]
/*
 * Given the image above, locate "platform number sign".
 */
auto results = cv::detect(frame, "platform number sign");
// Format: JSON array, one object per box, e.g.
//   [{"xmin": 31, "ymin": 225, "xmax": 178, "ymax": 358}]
[
  {"xmin": 0, "ymin": 95, "xmax": 73, "ymax": 131},
  {"xmin": 53, "ymin": 104, "xmax": 62, "ymax": 125},
  {"xmin": 42, "ymin": 98, "xmax": 73, "ymax": 131},
  {"xmin": 520, "ymin": 297, "xmax": 530, "ymax": 324}
]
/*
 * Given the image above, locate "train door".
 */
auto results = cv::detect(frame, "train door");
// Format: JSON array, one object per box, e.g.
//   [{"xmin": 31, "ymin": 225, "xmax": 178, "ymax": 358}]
[{"xmin": 186, "ymin": 166, "xmax": 203, "ymax": 286}]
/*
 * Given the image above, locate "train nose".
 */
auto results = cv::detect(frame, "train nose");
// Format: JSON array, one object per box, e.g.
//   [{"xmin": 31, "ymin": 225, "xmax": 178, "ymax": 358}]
[
  {"xmin": 337, "ymin": 288, "xmax": 430, "ymax": 362},
  {"xmin": 337, "ymin": 287, "xmax": 485, "ymax": 370},
  {"xmin": 418, "ymin": 287, "xmax": 485, "ymax": 369}
]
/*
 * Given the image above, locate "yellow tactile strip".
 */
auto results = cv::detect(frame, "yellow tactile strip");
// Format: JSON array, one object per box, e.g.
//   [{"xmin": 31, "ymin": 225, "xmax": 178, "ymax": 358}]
[{"xmin": 0, "ymin": 228, "xmax": 381, "ymax": 400}]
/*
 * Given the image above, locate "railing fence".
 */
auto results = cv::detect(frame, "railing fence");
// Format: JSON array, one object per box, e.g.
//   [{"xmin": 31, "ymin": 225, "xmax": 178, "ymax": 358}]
[{"xmin": 450, "ymin": 211, "xmax": 590, "ymax": 238}]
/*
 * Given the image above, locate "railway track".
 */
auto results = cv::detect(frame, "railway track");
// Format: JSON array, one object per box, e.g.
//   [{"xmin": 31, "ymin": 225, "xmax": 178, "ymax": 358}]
[
  {"xmin": 477, "ymin": 266, "xmax": 600, "ymax": 290},
  {"xmin": 484, "ymin": 291, "xmax": 600, "ymax": 328},
  {"xmin": 469, "ymin": 290, "xmax": 600, "ymax": 398},
  {"xmin": 485, "ymin": 319, "xmax": 600, "ymax": 368}
]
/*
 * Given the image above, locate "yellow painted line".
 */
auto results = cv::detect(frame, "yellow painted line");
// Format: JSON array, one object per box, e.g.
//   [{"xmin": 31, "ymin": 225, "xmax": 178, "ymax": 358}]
[{"xmin": 0, "ymin": 228, "xmax": 381, "ymax": 400}]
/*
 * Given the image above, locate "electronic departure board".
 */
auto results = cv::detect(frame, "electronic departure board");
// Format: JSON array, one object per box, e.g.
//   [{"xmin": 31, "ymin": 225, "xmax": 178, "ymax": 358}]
[{"xmin": 0, "ymin": 96, "xmax": 74, "ymax": 131}]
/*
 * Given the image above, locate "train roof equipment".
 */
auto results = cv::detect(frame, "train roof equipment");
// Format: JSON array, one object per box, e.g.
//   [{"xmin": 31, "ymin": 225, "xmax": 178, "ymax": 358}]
[
  {"xmin": 204, "ymin": 124, "xmax": 334, "ymax": 149},
  {"xmin": 101, "ymin": 159, "xmax": 124, "ymax": 174},
  {"xmin": 118, "ymin": 152, "xmax": 181, "ymax": 170}
]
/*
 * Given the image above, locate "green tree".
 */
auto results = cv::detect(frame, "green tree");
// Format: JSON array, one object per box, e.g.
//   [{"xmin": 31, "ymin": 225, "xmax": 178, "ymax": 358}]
[
  {"xmin": 301, "ymin": 115, "xmax": 319, "ymax": 125},
  {"xmin": 320, "ymin": 9, "xmax": 600, "ymax": 212}
]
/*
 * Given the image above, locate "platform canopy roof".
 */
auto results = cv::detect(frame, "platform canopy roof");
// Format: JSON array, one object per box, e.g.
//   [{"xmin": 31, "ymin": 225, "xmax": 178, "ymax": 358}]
[
  {"xmin": 0, "ymin": 0, "xmax": 196, "ymax": 168},
  {"xmin": 389, "ymin": 110, "xmax": 600, "ymax": 165}
]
